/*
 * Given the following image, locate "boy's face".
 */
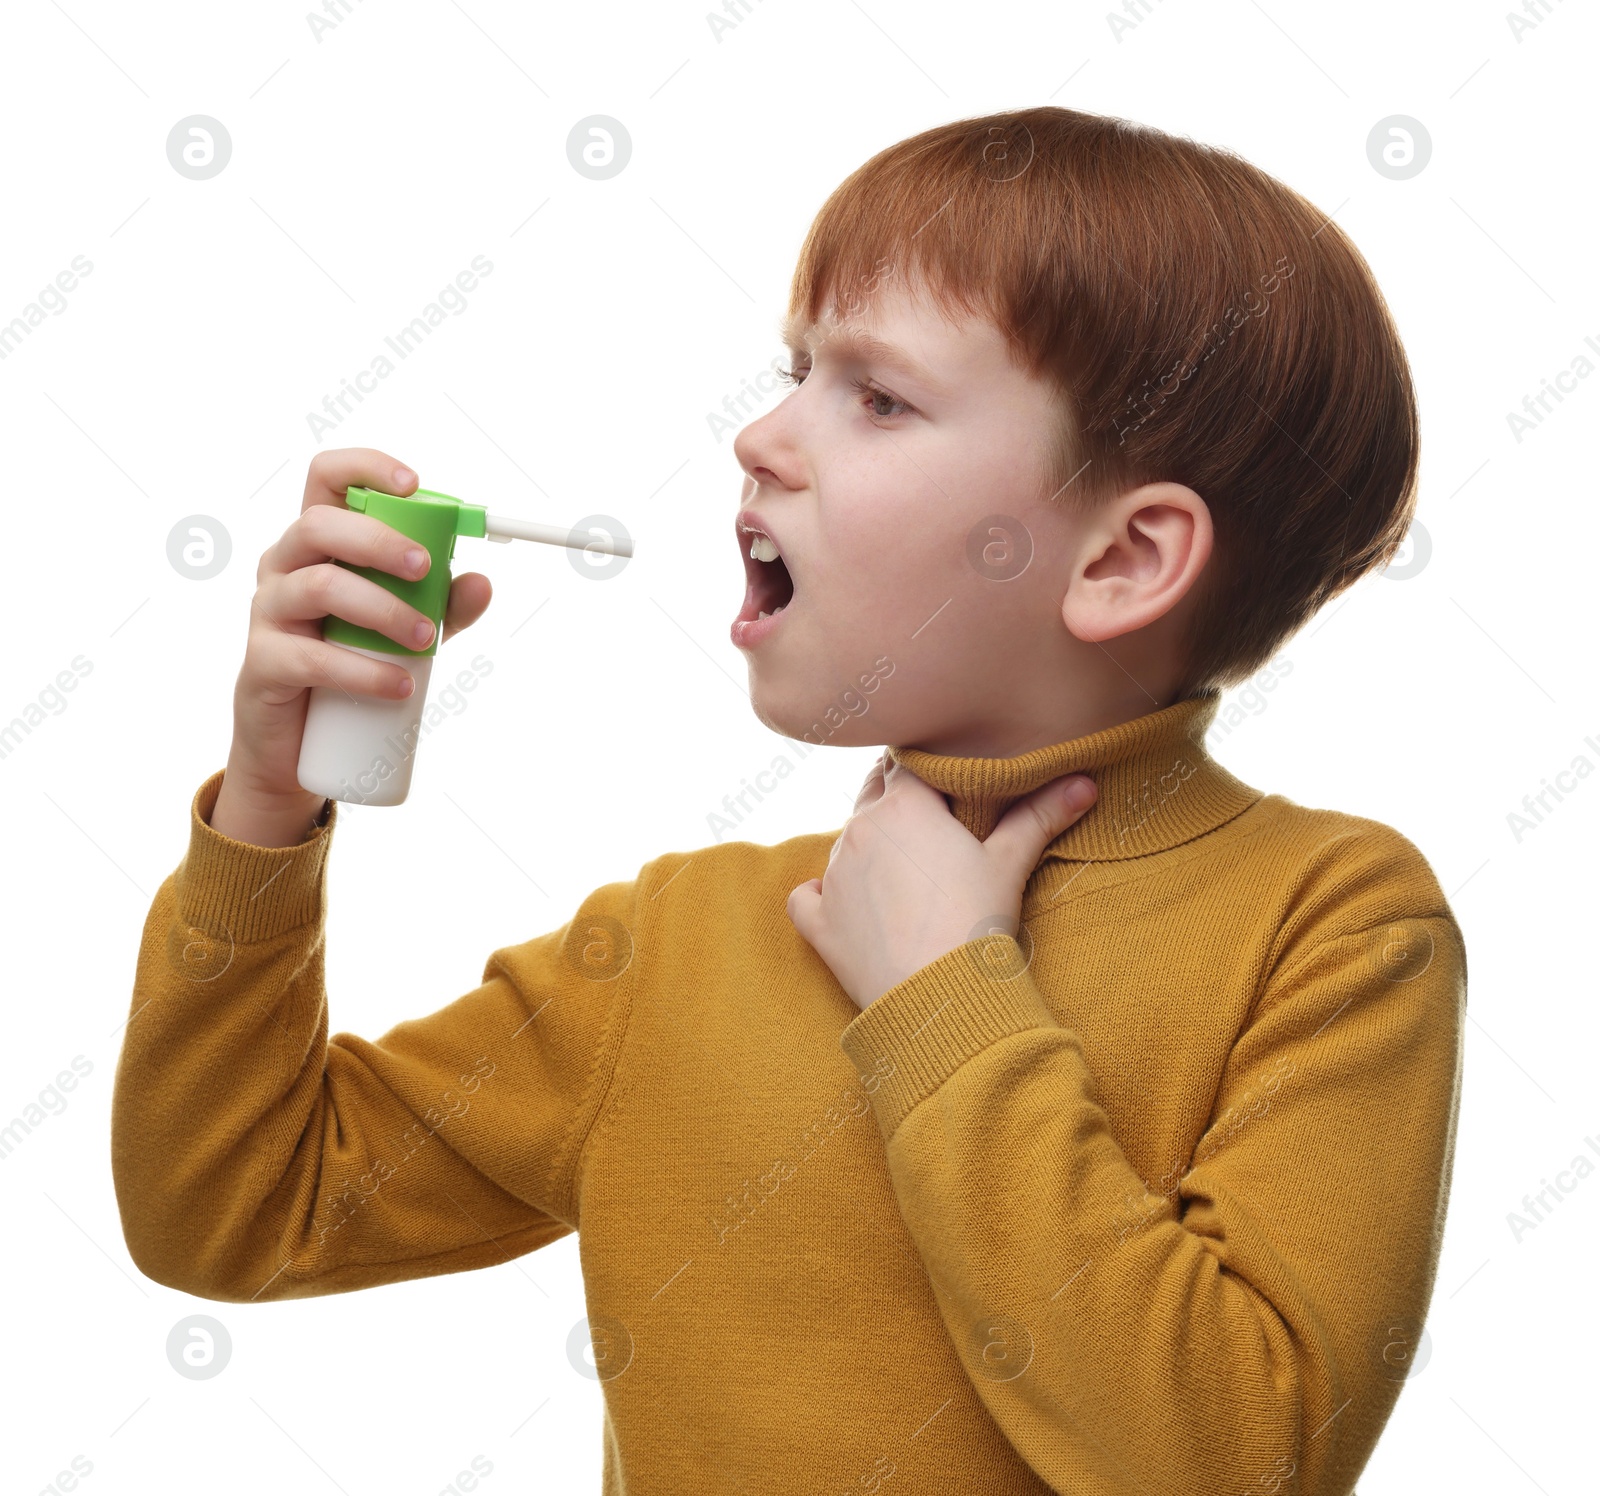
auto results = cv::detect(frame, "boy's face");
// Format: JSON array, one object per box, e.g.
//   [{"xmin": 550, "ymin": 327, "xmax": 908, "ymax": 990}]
[{"xmin": 731, "ymin": 271, "xmax": 1082, "ymax": 754}]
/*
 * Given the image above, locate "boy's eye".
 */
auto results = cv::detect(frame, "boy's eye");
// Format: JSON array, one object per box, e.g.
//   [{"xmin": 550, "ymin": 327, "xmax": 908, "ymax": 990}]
[{"xmin": 773, "ymin": 362, "xmax": 912, "ymax": 421}]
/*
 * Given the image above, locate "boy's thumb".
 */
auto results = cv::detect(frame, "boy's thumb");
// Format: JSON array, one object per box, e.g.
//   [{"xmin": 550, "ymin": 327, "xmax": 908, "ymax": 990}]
[
  {"xmin": 987, "ymin": 775, "xmax": 1097, "ymax": 874},
  {"xmin": 787, "ymin": 878, "xmax": 823, "ymax": 944}
]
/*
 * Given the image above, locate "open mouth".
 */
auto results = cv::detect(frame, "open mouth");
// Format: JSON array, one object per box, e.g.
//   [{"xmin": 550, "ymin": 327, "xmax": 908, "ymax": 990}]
[{"xmin": 735, "ymin": 517, "xmax": 796, "ymax": 623}]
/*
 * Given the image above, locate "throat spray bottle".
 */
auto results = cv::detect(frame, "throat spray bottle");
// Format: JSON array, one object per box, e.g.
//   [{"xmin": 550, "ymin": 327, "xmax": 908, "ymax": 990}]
[{"xmin": 296, "ymin": 485, "xmax": 632, "ymax": 807}]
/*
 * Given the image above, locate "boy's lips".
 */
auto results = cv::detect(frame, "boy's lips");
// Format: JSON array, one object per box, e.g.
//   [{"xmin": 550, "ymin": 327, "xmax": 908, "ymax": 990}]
[
  {"xmin": 730, "ymin": 604, "xmax": 787, "ymax": 650},
  {"xmin": 731, "ymin": 509, "xmax": 797, "ymax": 650}
]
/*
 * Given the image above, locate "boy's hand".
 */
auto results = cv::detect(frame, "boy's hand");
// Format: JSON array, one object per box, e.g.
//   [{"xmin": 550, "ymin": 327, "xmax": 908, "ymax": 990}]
[
  {"xmin": 787, "ymin": 757, "xmax": 1098, "ymax": 1011},
  {"xmin": 209, "ymin": 448, "xmax": 493, "ymax": 846}
]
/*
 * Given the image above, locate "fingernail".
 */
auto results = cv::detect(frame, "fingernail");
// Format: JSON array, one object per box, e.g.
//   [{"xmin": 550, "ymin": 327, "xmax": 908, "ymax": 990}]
[
  {"xmin": 406, "ymin": 547, "xmax": 427, "ymax": 574},
  {"xmin": 394, "ymin": 466, "xmax": 417, "ymax": 489}
]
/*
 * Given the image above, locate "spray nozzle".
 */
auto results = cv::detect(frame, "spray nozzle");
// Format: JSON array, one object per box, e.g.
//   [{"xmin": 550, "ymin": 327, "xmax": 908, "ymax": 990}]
[{"xmin": 480, "ymin": 512, "xmax": 632, "ymax": 557}]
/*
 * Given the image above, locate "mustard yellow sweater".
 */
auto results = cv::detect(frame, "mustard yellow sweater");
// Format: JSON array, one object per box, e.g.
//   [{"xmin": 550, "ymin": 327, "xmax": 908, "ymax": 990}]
[{"xmin": 112, "ymin": 693, "xmax": 1465, "ymax": 1494}]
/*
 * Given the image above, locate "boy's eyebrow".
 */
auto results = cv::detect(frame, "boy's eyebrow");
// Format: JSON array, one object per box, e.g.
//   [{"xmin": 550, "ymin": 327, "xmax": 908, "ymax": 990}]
[{"xmin": 779, "ymin": 313, "xmax": 951, "ymax": 397}]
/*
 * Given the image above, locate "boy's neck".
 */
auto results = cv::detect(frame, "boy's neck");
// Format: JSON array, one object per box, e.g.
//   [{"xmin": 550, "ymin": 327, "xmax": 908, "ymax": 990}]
[{"xmin": 887, "ymin": 692, "xmax": 1260, "ymax": 863}]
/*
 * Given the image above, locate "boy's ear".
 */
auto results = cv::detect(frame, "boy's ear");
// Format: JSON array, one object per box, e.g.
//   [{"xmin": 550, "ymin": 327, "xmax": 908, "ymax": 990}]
[{"xmin": 1060, "ymin": 482, "xmax": 1212, "ymax": 644}]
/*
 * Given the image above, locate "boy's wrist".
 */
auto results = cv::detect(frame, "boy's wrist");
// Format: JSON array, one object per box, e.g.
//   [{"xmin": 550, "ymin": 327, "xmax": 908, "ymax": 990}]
[
  {"xmin": 183, "ymin": 769, "xmax": 334, "ymax": 943},
  {"xmin": 209, "ymin": 772, "xmax": 331, "ymax": 849}
]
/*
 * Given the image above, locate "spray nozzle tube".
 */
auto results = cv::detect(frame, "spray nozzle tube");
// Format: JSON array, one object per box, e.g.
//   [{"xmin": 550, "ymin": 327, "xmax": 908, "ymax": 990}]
[{"xmin": 482, "ymin": 512, "xmax": 632, "ymax": 556}]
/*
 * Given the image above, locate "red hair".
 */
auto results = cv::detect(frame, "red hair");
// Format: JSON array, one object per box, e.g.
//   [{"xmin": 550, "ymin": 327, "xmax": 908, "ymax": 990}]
[{"xmin": 786, "ymin": 107, "xmax": 1421, "ymax": 697}]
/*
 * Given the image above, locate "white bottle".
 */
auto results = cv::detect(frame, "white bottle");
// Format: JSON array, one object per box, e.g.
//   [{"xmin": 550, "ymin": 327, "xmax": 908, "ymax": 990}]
[{"xmin": 297, "ymin": 643, "xmax": 435, "ymax": 807}]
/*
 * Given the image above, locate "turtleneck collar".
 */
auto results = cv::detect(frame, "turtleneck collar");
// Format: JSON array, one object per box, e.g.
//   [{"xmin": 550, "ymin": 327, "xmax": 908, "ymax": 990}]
[{"xmin": 886, "ymin": 692, "xmax": 1262, "ymax": 864}]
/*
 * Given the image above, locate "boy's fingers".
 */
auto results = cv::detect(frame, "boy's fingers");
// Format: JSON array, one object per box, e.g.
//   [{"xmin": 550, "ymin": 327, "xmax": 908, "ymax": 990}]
[
  {"xmin": 787, "ymin": 879, "xmax": 823, "ymax": 942},
  {"xmin": 440, "ymin": 572, "xmax": 493, "ymax": 644},
  {"xmin": 302, "ymin": 448, "xmax": 418, "ymax": 513},
  {"xmin": 851, "ymin": 751, "xmax": 889, "ymax": 815},
  {"xmin": 986, "ymin": 775, "xmax": 1097, "ymax": 873}
]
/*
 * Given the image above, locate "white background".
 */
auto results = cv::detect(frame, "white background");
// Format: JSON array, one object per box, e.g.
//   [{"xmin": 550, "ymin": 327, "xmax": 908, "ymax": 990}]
[{"xmin": 1, "ymin": 1, "xmax": 1594, "ymax": 1492}]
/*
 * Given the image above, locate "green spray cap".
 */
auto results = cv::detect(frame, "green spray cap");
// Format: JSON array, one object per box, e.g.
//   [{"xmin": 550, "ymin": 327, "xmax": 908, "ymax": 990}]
[{"xmin": 322, "ymin": 487, "xmax": 488, "ymax": 658}]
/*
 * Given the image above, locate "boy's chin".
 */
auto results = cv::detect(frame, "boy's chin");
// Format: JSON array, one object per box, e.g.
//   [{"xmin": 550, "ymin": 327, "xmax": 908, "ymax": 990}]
[{"xmin": 747, "ymin": 683, "xmax": 881, "ymax": 750}]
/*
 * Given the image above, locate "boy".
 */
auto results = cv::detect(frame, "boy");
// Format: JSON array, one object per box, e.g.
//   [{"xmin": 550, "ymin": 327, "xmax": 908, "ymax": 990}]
[{"xmin": 113, "ymin": 106, "xmax": 1464, "ymax": 1494}]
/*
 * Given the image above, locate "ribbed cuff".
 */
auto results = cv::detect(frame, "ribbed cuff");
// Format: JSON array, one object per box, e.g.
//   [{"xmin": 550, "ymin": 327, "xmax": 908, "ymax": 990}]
[
  {"xmin": 177, "ymin": 769, "xmax": 338, "ymax": 944},
  {"xmin": 838, "ymin": 936, "xmax": 1059, "ymax": 1145}
]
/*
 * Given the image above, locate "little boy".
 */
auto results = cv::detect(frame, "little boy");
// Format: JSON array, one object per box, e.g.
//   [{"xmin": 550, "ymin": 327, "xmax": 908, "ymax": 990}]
[{"xmin": 113, "ymin": 107, "xmax": 1464, "ymax": 1495}]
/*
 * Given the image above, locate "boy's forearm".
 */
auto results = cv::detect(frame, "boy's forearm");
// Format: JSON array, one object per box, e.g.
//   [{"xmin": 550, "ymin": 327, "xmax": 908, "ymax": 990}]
[{"xmin": 112, "ymin": 767, "xmax": 619, "ymax": 1302}]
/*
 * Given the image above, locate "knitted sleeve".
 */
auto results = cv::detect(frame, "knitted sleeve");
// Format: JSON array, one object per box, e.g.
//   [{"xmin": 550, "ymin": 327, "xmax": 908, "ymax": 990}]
[
  {"xmin": 111, "ymin": 768, "xmax": 640, "ymax": 1303},
  {"xmin": 838, "ymin": 834, "xmax": 1465, "ymax": 1495}
]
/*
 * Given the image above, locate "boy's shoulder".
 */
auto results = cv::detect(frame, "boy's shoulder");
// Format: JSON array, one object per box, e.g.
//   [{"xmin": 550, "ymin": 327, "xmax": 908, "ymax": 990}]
[
  {"xmin": 1245, "ymin": 791, "xmax": 1451, "ymax": 902},
  {"xmin": 588, "ymin": 831, "xmax": 834, "ymax": 971},
  {"xmin": 633, "ymin": 828, "xmax": 836, "ymax": 905},
  {"xmin": 1234, "ymin": 790, "xmax": 1464, "ymax": 980}
]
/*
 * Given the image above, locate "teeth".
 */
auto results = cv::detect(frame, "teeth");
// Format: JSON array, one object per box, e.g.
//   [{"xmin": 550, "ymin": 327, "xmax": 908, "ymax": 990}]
[
  {"xmin": 749, "ymin": 535, "xmax": 780, "ymax": 563},
  {"xmin": 757, "ymin": 609, "xmax": 770, "ymax": 620}
]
